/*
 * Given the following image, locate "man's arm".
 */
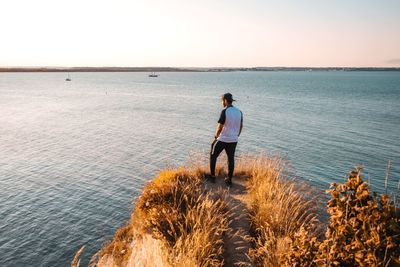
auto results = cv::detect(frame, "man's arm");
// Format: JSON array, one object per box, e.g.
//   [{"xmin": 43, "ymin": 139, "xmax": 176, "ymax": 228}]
[
  {"xmin": 215, "ymin": 109, "xmax": 226, "ymax": 139},
  {"xmin": 238, "ymin": 113, "xmax": 243, "ymax": 136},
  {"xmin": 215, "ymin": 123, "xmax": 223, "ymax": 139}
]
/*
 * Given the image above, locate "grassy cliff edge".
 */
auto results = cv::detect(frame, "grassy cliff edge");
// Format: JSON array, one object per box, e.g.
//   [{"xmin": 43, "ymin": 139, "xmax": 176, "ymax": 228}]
[{"xmin": 72, "ymin": 155, "xmax": 400, "ymax": 267}]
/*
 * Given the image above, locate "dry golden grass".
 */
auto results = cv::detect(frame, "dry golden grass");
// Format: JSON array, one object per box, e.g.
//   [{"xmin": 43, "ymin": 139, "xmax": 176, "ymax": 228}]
[
  {"xmin": 72, "ymin": 166, "xmax": 230, "ymax": 267},
  {"xmin": 71, "ymin": 154, "xmax": 320, "ymax": 267},
  {"xmin": 235, "ymin": 155, "xmax": 321, "ymax": 266},
  {"xmin": 94, "ymin": 234, "xmax": 167, "ymax": 267}
]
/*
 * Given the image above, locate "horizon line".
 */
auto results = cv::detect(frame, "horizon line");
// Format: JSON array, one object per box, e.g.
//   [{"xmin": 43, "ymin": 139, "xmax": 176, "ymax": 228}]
[{"xmin": 1, "ymin": 66, "xmax": 400, "ymax": 70}]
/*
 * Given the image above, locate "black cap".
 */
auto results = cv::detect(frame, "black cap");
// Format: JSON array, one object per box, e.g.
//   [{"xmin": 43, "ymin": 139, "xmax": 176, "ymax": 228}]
[{"xmin": 222, "ymin": 92, "xmax": 236, "ymax": 102}]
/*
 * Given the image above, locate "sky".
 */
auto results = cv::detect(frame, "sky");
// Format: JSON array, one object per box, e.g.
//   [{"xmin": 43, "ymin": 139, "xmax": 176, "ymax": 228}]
[{"xmin": 1, "ymin": 0, "xmax": 399, "ymax": 67}]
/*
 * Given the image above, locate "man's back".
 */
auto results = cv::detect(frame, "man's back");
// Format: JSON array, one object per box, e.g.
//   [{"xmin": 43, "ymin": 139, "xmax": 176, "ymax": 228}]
[{"xmin": 217, "ymin": 106, "xmax": 242, "ymax": 143}]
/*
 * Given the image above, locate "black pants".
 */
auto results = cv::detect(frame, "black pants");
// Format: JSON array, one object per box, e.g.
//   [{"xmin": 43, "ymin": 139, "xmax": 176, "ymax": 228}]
[{"xmin": 210, "ymin": 140, "xmax": 238, "ymax": 179}]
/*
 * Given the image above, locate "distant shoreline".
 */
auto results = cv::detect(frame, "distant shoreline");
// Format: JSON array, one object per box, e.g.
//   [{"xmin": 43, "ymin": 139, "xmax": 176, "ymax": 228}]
[{"xmin": 0, "ymin": 67, "xmax": 399, "ymax": 72}]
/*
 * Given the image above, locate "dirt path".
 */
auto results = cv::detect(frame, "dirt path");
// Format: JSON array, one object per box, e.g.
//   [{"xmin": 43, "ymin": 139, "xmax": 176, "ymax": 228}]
[{"xmin": 204, "ymin": 176, "xmax": 252, "ymax": 267}]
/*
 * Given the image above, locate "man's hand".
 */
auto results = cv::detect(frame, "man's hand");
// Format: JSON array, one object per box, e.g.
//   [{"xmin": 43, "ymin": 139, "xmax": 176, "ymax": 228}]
[{"xmin": 214, "ymin": 123, "xmax": 223, "ymax": 140}]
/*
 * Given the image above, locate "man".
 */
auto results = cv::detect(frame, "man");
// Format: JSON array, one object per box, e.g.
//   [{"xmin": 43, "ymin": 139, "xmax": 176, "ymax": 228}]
[{"xmin": 209, "ymin": 93, "xmax": 243, "ymax": 186}]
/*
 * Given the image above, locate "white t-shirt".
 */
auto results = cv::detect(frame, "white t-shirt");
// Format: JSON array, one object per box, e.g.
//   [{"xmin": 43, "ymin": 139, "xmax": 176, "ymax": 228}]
[{"xmin": 217, "ymin": 105, "xmax": 243, "ymax": 143}]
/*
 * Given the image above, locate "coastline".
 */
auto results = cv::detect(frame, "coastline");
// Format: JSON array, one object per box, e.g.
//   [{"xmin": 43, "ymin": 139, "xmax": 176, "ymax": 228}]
[{"xmin": 1, "ymin": 67, "xmax": 399, "ymax": 72}]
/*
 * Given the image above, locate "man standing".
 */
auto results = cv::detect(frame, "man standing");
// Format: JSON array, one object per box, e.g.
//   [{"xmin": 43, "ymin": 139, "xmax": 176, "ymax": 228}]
[{"xmin": 209, "ymin": 93, "xmax": 243, "ymax": 186}]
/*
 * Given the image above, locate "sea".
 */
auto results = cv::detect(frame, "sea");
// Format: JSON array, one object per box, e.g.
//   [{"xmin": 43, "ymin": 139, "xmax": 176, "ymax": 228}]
[{"xmin": 1, "ymin": 71, "xmax": 399, "ymax": 266}]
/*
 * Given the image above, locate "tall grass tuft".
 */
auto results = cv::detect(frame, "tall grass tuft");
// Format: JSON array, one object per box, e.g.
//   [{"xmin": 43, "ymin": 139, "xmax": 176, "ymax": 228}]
[
  {"xmin": 80, "ymin": 167, "xmax": 230, "ymax": 267},
  {"xmin": 242, "ymin": 155, "xmax": 321, "ymax": 266}
]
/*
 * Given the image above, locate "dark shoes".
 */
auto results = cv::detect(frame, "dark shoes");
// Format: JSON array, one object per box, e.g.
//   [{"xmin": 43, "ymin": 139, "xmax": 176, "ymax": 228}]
[
  {"xmin": 224, "ymin": 177, "xmax": 232, "ymax": 187},
  {"xmin": 206, "ymin": 174, "xmax": 232, "ymax": 186},
  {"xmin": 206, "ymin": 174, "xmax": 216, "ymax": 183}
]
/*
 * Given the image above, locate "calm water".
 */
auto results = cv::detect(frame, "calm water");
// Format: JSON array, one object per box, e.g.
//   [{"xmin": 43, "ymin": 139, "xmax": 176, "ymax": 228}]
[{"xmin": 1, "ymin": 71, "xmax": 399, "ymax": 266}]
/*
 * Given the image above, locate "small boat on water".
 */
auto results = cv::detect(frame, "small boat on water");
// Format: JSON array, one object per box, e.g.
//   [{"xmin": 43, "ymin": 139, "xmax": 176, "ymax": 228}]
[
  {"xmin": 66, "ymin": 73, "xmax": 71, "ymax": 81},
  {"xmin": 148, "ymin": 72, "xmax": 158, "ymax": 77}
]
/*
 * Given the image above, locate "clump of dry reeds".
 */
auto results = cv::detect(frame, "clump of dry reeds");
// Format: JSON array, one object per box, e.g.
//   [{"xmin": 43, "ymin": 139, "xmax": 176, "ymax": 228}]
[
  {"xmin": 241, "ymin": 155, "xmax": 321, "ymax": 266},
  {"xmin": 79, "ymin": 167, "xmax": 230, "ymax": 267}
]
